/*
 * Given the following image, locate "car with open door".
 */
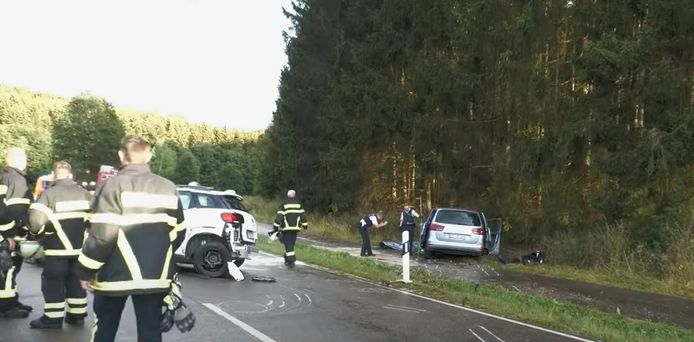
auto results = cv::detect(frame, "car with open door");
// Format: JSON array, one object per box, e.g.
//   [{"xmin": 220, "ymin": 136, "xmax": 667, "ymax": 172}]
[{"xmin": 418, "ymin": 208, "xmax": 500, "ymax": 258}]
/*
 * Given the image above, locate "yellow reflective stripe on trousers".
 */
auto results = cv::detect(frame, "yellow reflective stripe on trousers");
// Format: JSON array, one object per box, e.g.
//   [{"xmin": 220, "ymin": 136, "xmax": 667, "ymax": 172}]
[
  {"xmin": 120, "ymin": 192, "xmax": 179, "ymax": 210},
  {"xmin": 117, "ymin": 230, "xmax": 143, "ymax": 281},
  {"xmin": 55, "ymin": 200, "xmax": 90, "ymax": 212},
  {"xmin": 50, "ymin": 219, "xmax": 74, "ymax": 251},
  {"xmin": 0, "ymin": 220, "xmax": 14, "ymax": 232},
  {"xmin": 44, "ymin": 302, "xmax": 66, "ymax": 309},
  {"xmin": 67, "ymin": 307, "xmax": 87, "ymax": 314},
  {"xmin": 67, "ymin": 297, "xmax": 88, "ymax": 305},
  {"xmin": 286, "ymin": 251, "xmax": 295, "ymax": 256},
  {"xmin": 0, "ymin": 185, "xmax": 7, "ymax": 195},
  {"xmin": 44, "ymin": 249, "xmax": 80, "ymax": 256},
  {"xmin": 0, "ymin": 289, "xmax": 15, "ymax": 298},
  {"xmin": 30, "ymin": 202, "xmax": 54, "ymax": 216},
  {"xmin": 92, "ymin": 279, "xmax": 170, "ymax": 292},
  {"xmin": 5, "ymin": 198, "xmax": 30, "ymax": 205},
  {"xmin": 4, "ymin": 267, "xmax": 14, "ymax": 290},
  {"xmin": 91, "ymin": 213, "xmax": 177, "ymax": 227},
  {"xmin": 45, "ymin": 311, "xmax": 65, "ymax": 318},
  {"xmin": 90, "ymin": 315, "xmax": 99, "ymax": 342},
  {"xmin": 78, "ymin": 253, "xmax": 104, "ymax": 270}
]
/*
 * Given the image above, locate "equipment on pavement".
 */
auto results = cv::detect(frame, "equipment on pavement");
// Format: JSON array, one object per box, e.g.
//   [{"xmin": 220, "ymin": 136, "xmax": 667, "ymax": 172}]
[
  {"xmin": 17, "ymin": 239, "xmax": 43, "ymax": 259},
  {"xmin": 162, "ymin": 274, "xmax": 196, "ymax": 333}
]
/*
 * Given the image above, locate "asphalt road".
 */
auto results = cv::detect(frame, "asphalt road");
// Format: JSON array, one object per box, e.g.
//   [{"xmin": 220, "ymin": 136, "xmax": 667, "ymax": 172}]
[{"xmin": 1, "ymin": 254, "xmax": 592, "ymax": 342}]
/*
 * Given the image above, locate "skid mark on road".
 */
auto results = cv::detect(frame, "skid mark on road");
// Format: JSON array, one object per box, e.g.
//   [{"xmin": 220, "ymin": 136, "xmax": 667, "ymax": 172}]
[{"xmin": 203, "ymin": 303, "xmax": 277, "ymax": 342}]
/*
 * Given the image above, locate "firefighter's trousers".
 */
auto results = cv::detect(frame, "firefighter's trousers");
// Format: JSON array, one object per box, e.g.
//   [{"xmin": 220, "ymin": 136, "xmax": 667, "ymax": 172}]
[{"xmin": 40, "ymin": 257, "xmax": 87, "ymax": 322}]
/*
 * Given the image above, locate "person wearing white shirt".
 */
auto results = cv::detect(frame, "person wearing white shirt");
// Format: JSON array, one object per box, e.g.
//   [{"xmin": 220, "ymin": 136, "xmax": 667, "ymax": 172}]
[{"xmin": 357, "ymin": 210, "xmax": 387, "ymax": 257}]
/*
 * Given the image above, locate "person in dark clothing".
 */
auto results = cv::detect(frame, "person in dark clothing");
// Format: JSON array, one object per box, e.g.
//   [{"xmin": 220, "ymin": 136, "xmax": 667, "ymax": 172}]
[
  {"xmin": 0, "ymin": 147, "xmax": 33, "ymax": 318},
  {"xmin": 357, "ymin": 210, "xmax": 387, "ymax": 257},
  {"xmin": 77, "ymin": 136, "xmax": 185, "ymax": 342},
  {"xmin": 27, "ymin": 160, "xmax": 91, "ymax": 329},
  {"xmin": 273, "ymin": 190, "xmax": 308, "ymax": 268},
  {"xmin": 399, "ymin": 205, "xmax": 420, "ymax": 252}
]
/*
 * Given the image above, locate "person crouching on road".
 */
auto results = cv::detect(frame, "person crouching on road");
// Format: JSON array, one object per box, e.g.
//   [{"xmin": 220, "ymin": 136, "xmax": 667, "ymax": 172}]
[
  {"xmin": 27, "ymin": 160, "xmax": 91, "ymax": 329},
  {"xmin": 399, "ymin": 205, "xmax": 419, "ymax": 252},
  {"xmin": 273, "ymin": 190, "xmax": 308, "ymax": 268},
  {"xmin": 0, "ymin": 147, "xmax": 34, "ymax": 319},
  {"xmin": 77, "ymin": 135, "xmax": 185, "ymax": 342},
  {"xmin": 358, "ymin": 210, "xmax": 387, "ymax": 257}
]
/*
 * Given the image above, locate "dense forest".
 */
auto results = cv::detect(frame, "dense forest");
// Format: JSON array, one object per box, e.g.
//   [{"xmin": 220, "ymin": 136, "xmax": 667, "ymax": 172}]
[
  {"xmin": 262, "ymin": 0, "xmax": 694, "ymax": 274},
  {"xmin": 0, "ymin": 85, "xmax": 261, "ymax": 194}
]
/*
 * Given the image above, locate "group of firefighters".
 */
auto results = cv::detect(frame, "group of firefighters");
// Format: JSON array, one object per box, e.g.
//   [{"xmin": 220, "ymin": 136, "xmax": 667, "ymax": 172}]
[
  {"xmin": 0, "ymin": 134, "xmax": 418, "ymax": 342},
  {"xmin": 0, "ymin": 135, "xmax": 187, "ymax": 342}
]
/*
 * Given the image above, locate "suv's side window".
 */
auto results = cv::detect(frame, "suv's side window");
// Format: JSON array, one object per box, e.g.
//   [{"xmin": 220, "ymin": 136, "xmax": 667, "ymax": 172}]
[{"xmin": 179, "ymin": 192, "xmax": 192, "ymax": 210}]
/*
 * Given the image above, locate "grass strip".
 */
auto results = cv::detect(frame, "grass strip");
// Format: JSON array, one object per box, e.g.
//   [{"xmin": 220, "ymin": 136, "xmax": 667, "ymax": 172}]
[{"xmin": 257, "ymin": 236, "xmax": 694, "ymax": 342}]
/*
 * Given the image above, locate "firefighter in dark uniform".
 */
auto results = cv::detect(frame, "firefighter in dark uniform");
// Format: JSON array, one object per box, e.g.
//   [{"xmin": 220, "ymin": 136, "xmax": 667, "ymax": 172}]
[
  {"xmin": 27, "ymin": 160, "xmax": 91, "ymax": 328},
  {"xmin": 0, "ymin": 147, "xmax": 33, "ymax": 318},
  {"xmin": 273, "ymin": 190, "xmax": 308, "ymax": 268},
  {"xmin": 77, "ymin": 135, "xmax": 185, "ymax": 342}
]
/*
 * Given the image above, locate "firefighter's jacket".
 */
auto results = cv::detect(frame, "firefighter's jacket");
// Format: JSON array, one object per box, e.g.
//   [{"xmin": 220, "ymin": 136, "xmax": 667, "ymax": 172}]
[
  {"xmin": 273, "ymin": 198, "xmax": 308, "ymax": 232},
  {"xmin": 77, "ymin": 164, "xmax": 185, "ymax": 296},
  {"xmin": 27, "ymin": 179, "xmax": 91, "ymax": 257},
  {"xmin": 0, "ymin": 167, "xmax": 32, "ymax": 240}
]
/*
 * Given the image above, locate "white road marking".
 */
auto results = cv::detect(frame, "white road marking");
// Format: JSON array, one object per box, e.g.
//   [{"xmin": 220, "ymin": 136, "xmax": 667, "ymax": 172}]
[
  {"xmin": 382, "ymin": 305, "xmax": 421, "ymax": 314},
  {"xmin": 305, "ymin": 293, "xmax": 312, "ymax": 304},
  {"xmin": 256, "ymin": 251, "xmax": 595, "ymax": 342},
  {"xmin": 203, "ymin": 303, "xmax": 277, "ymax": 342},
  {"xmin": 385, "ymin": 304, "xmax": 427, "ymax": 312},
  {"xmin": 481, "ymin": 268, "xmax": 491, "ymax": 276},
  {"xmin": 479, "ymin": 325, "xmax": 505, "ymax": 342},
  {"xmin": 294, "ymin": 293, "xmax": 302, "ymax": 302},
  {"xmin": 469, "ymin": 328, "xmax": 487, "ymax": 342},
  {"xmin": 279, "ymin": 296, "xmax": 286, "ymax": 308}
]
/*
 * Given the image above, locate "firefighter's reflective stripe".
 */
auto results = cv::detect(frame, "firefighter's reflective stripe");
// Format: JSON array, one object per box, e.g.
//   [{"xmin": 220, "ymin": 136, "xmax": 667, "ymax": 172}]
[
  {"xmin": 301, "ymin": 222, "xmax": 309, "ymax": 227},
  {"xmin": 3, "ymin": 267, "xmax": 14, "ymax": 290},
  {"xmin": 120, "ymin": 192, "xmax": 179, "ymax": 210},
  {"xmin": 44, "ymin": 249, "xmax": 80, "ymax": 256},
  {"xmin": 5, "ymin": 198, "xmax": 30, "ymax": 205},
  {"xmin": 66, "ymin": 298, "xmax": 88, "ymax": 314},
  {"xmin": 283, "ymin": 203, "xmax": 301, "ymax": 209},
  {"xmin": 0, "ymin": 221, "xmax": 14, "ymax": 231},
  {"xmin": 55, "ymin": 200, "xmax": 90, "ymax": 212},
  {"xmin": 277, "ymin": 209, "xmax": 305, "ymax": 215},
  {"xmin": 44, "ymin": 302, "xmax": 65, "ymax": 309},
  {"xmin": 160, "ymin": 245, "xmax": 173, "ymax": 279},
  {"xmin": 30, "ymin": 202, "xmax": 53, "ymax": 216},
  {"xmin": 90, "ymin": 213, "xmax": 177, "ymax": 227},
  {"xmin": 273, "ymin": 222, "xmax": 280, "ymax": 228},
  {"xmin": 78, "ymin": 254, "xmax": 104, "ymax": 270},
  {"xmin": 286, "ymin": 251, "xmax": 295, "ymax": 256},
  {"xmin": 0, "ymin": 289, "xmax": 15, "ymax": 298},
  {"xmin": 0, "ymin": 185, "xmax": 7, "ymax": 195},
  {"xmin": 282, "ymin": 226, "xmax": 301, "ymax": 231},
  {"xmin": 45, "ymin": 302, "xmax": 66, "ymax": 318},
  {"xmin": 67, "ymin": 297, "xmax": 88, "ymax": 305},
  {"xmin": 90, "ymin": 316, "xmax": 99, "ymax": 342},
  {"xmin": 92, "ymin": 279, "xmax": 170, "ymax": 292},
  {"xmin": 51, "ymin": 219, "xmax": 74, "ymax": 251},
  {"xmin": 117, "ymin": 230, "xmax": 143, "ymax": 281}
]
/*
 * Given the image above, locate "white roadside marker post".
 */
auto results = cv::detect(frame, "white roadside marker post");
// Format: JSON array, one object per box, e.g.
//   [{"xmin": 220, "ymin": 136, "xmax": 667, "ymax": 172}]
[{"xmin": 401, "ymin": 230, "xmax": 412, "ymax": 283}]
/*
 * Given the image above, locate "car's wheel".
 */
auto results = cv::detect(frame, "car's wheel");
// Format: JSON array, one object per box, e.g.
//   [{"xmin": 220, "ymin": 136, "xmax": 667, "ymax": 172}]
[
  {"xmin": 232, "ymin": 258, "xmax": 245, "ymax": 267},
  {"xmin": 193, "ymin": 241, "xmax": 230, "ymax": 278},
  {"xmin": 423, "ymin": 247, "xmax": 434, "ymax": 259}
]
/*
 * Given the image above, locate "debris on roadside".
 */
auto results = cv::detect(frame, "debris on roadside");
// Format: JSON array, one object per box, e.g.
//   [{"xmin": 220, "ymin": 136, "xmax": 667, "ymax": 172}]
[{"xmin": 497, "ymin": 251, "xmax": 546, "ymax": 265}]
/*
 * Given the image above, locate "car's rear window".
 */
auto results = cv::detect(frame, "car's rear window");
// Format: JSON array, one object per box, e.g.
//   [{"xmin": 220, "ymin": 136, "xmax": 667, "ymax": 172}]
[
  {"xmin": 224, "ymin": 195, "xmax": 249, "ymax": 212},
  {"xmin": 434, "ymin": 210, "xmax": 481, "ymax": 226}
]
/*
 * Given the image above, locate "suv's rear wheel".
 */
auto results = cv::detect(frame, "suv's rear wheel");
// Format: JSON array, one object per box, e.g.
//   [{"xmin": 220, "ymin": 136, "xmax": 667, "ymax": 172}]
[{"xmin": 193, "ymin": 241, "xmax": 230, "ymax": 278}]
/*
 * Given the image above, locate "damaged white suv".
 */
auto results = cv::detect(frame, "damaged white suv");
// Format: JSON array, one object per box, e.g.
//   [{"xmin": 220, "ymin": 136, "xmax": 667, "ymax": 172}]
[{"xmin": 173, "ymin": 184, "xmax": 257, "ymax": 277}]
